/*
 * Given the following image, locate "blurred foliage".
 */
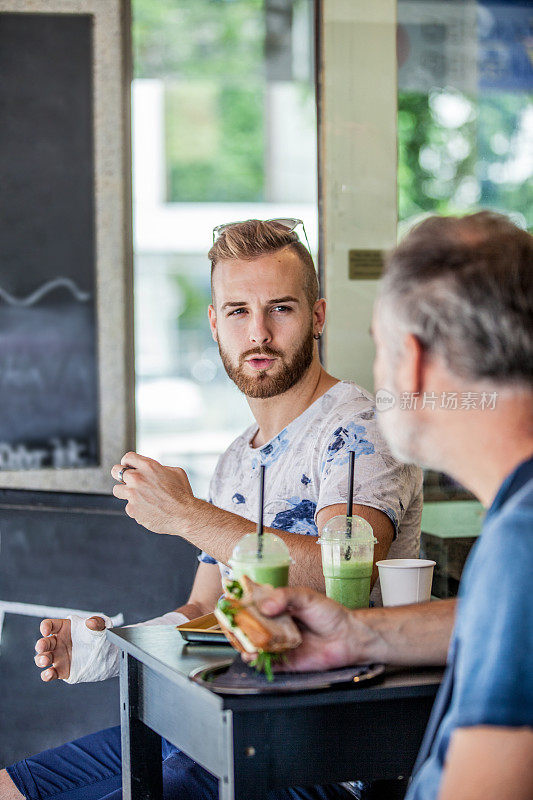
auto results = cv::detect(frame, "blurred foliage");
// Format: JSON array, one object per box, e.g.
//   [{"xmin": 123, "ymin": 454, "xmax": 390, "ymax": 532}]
[
  {"xmin": 172, "ymin": 272, "xmax": 210, "ymax": 330},
  {"xmin": 133, "ymin": 0, "xmax": 532, "ymax": 223},
  {"xmin": 165, "ymin": 83, "xmax": 264, "ymax": 202},
  {"xmin": 476, "ymin": 93, "xmax": 533, "ymax": 230},
  {"xmin": 399, "ymin": 90, "xmax": 533, "ymax": 230},
  {"xmin": 398, "ymin": 92, "xmax": 476, "ymax": 221},
  {"xmin": 132, "ymin": 0, "xmax": 264, "ymax": 80},
  {"xmin": 133, "ymin": 0, "xmax": 265, "ymax": 202}
]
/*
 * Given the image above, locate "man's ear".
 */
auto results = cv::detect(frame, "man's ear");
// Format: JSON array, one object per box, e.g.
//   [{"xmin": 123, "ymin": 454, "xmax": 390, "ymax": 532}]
[
  {"xmin": 398, "ymin": 333, "xmax": 426, "ymax": 396},
  {"xmin": 313, "ymin": 298, "xmax": 326, "ymax": 334},
  {"xmin": 208, "ymin": 305, "xmax": 218, "ymax": 342}
]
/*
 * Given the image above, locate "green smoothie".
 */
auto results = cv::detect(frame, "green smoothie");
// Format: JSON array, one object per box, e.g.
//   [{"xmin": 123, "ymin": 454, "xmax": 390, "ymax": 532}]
[
  {"xmin": 231, "ymin": 560, "xmax": 289, "ymax": 588},
  {"xmin": 323, "ymin": 559, "xmax": 373, "ymax": 609},
  {"xmin": 230, "ymin": 531, "xmax": 292, "ymax": 588},
  {"xmin": 319, "ymin": 515, "xmax": 376, "ymax": 609}
]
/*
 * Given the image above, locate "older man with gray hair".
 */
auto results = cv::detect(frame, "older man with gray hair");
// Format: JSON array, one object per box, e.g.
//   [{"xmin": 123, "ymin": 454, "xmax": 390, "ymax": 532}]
[{"xmin": 248, "ymin": 211, "xmax": 533, "ymax": 800}]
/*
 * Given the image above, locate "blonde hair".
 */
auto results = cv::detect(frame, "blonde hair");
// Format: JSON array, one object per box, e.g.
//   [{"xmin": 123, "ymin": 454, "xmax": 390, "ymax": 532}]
[{"xmin": 208, "ymin": 219, "xmax": 319, "ymax": 308}]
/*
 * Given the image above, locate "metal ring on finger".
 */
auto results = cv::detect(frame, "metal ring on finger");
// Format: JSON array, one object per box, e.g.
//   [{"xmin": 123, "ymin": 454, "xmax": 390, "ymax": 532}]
[{"xmin": 118, "ymin": 465, "xmax": 134, "ymax": 484}]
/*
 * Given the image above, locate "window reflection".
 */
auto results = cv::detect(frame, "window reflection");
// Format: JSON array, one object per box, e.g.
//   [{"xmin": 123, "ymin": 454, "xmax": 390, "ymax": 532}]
[
  {"xmin": 398, "ymin": 0, "xmax": 532, "ymax": 593},
  {"xmin": 398, "ymin": 0, "xmax": 532, "ymax": 505},
  {"xmin": 398, "ymin": 0, "xmax": 532, "ymax": 233}
]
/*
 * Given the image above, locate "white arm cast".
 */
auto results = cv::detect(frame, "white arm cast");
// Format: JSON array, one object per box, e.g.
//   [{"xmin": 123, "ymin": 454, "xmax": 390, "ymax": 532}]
[{"xmin": 63, "ymin": 610, "xmax": 189, "ymax": 684}]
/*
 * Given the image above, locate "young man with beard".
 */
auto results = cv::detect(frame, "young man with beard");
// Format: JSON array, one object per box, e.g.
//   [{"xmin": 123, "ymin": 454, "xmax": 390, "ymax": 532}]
[
  {"xmin": 242, "ymin": 212, "xmax": 533, "ymax": 800},
  {"xmin": 0, "ymin": 221, "xmax": 422, "ymax": 800}
]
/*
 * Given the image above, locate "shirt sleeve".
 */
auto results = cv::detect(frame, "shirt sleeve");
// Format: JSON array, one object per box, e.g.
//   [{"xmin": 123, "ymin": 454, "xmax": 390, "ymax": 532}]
[
  {"xmin": 315, "ymin": 410, "xmax": 420, "ymax": 539},
  {"xmin": 197, "ymin": 550, "xmax": 218, "ymax": 565},
  {"xmin": 452, "ymin": 508, "xmax": 533, "ymax": 729}
]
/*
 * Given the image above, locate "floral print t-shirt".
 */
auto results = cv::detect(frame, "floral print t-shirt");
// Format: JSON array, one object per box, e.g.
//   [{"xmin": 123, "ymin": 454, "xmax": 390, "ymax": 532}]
[{"xmin": 199, "ymin": 380, "xmax": 423, "ymax": 605}]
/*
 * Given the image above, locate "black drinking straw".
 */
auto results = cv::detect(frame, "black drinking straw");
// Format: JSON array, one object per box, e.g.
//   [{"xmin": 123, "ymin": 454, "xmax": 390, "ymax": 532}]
[
  {"xmin": 256, "ymin": 463, "xmax": 266, "ymax": 559},
  {"xmin": 345, "ymin": 450, "xmax": 355, "ymax": 558},
  {"xmin": 346, "ymin": 449, "xmax": 355, "ymax": 535}
]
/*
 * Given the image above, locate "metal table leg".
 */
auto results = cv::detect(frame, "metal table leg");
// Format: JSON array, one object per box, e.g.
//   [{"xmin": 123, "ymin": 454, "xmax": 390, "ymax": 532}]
[{"xmin": 120, "ymin": 652, "xmax": 163, "ymax": 800}]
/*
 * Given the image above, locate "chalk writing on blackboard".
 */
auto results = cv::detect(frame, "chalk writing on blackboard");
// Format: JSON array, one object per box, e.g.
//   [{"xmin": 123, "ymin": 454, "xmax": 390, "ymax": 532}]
[
  {"xmin": 0, "ymin": 276, "xmax": 99, "ymax": 471},
  {"xmin": 0, "ymin": 277, "xmax": 91, "ymax": 307},
  {"xmin": 0, "ymin": 439, "xmax": 89, "ymax": 471}
]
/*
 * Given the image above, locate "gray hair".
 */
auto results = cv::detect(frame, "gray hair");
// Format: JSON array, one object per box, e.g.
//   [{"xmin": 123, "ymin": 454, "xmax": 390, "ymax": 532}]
[{"xmin": 379, "ymin": 212, "xmax": 533, "ymax": 386}]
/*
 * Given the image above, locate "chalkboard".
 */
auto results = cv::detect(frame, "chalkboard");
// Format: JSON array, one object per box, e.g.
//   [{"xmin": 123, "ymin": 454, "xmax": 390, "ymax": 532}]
[{"xmin": 0, "ymin": 13, "xmax": 99, "ymax": 471}]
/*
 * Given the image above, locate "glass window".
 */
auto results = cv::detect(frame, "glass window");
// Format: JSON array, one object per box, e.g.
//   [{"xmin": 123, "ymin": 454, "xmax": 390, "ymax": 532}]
[
  {"xmin": 132, "ymin": 0, "xmax": 318, "ymax": 498},
  {"xmin": 398, "ymin": 0, "xmax": 532, "ymax": 503},
  {"xmin": 397, "ymin": 0, "xmax": 532, "ymax": 594},
  {"xmin": 398, "ymin": 0, "xmax": 533, "ymax": 234}
]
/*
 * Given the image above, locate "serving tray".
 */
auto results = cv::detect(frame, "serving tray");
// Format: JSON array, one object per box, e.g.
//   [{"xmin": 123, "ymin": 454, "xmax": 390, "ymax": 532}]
[
  {"xmin": 189, "ymin": 656, "xmax": 385, "ymax": 694},
  {"xmin": 177, "ymin": 613, "xmax": 228, "ymax": 644}
]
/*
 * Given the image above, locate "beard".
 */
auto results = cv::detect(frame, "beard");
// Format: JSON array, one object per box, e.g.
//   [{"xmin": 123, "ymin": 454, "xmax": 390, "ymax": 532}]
[
  {"xmin": 377, "ymin": 402, "xmax": 421, "ymax": 465},
  {"xmin": 218, "ymin": 326, "xmax": 315, "ymax": 399},
  {"xmin": 376, "ymin": 373, "xmax": 438, "ymax": 469}
]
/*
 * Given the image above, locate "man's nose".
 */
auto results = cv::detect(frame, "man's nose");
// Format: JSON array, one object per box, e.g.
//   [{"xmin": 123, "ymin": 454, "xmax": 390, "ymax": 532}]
[{"xmin": 248, "ymin": 314, "xmax": 271, "ymax": 345}]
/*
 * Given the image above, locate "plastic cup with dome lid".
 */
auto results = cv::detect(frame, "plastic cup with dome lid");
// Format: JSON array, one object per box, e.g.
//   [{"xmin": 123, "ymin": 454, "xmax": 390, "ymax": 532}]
[
  {"xmin": 229, "ymin": 531, "xmax": 291, "ymax": 588},
  {"xmin": 318, "ymin": 514, "xmax": 377, "ymax": 608}
]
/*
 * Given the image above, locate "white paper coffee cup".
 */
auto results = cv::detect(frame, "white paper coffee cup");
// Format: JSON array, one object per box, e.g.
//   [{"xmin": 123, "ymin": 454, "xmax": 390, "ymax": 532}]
[{"xmin": 376, "ymin": 559, "xmax": 436, "ymax": 606}]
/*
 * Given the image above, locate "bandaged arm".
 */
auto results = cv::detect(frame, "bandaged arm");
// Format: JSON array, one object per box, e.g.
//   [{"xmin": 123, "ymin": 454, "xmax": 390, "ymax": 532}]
[{"xmin": 63, "ymin": 610, "xmax": 189, "ymax": 684}]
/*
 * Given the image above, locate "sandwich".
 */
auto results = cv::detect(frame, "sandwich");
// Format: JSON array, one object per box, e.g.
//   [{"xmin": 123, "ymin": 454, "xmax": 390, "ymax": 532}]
[{"xmin": 215, "ymin": 575, "xmax": 302, "ymax": 679}]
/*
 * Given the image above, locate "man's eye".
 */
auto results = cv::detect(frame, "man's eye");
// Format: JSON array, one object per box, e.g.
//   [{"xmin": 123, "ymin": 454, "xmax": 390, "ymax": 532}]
[
  {"xmin": 272, "ymin": 305, "xmax": 291, "ymax": 313},
  {"xmin": 228, "ymin": 308, "xmax": 246, "ymax": 317}
]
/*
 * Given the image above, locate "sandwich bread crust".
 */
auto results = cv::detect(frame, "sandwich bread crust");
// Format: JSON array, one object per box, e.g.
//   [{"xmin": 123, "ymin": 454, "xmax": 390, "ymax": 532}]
[{"xmin": 216, "ymin": 576, "xmax": 302, "ymax": 654}]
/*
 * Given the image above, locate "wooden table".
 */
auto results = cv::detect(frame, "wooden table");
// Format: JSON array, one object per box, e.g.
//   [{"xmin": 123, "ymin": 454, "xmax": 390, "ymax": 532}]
[{"xmin": 108, "ymin": 626, "xmax": 442, "ymax": 800}]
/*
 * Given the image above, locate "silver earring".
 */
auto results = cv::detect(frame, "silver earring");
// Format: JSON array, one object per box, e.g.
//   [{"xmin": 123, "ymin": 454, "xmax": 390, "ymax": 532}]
[{"xmin": 313, "ymin": 331, "xmax": 322, "ymax": 340}]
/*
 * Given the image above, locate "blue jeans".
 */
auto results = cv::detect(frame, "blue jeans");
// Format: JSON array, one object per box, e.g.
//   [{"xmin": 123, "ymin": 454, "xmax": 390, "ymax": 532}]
[{"xmin": 7, "ymin": 726, "xmax": 355, "ymax": 800}]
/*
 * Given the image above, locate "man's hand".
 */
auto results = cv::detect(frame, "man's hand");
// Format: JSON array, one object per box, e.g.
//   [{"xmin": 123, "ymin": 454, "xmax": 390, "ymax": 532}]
[
  {"xmin": 246, "ymin": 589, "xmax": 454, "ymax": 670},
  {"xmin": 242, "ymin": 586, "xmax": 374, "ymax": 672},
  {"xmin": 34, "ymin": 616, "xmax": 106, "ymax": 682},
  {"xmin": 112, "ymin": 452, "xmax": 195, "ymax": 534}
]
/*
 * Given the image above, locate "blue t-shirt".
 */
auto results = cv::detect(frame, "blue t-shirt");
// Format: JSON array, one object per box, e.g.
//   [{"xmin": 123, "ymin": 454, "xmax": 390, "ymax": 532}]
[{"xmin": 407, "ymin": 455, "xmax": 533, "ymax": 800}]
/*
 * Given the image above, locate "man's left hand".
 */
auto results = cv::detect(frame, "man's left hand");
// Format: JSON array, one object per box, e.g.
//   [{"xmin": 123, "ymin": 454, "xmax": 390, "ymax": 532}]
[{"xmin": 111, "ymin": 452, "xmax": 195, "ymax": 534}]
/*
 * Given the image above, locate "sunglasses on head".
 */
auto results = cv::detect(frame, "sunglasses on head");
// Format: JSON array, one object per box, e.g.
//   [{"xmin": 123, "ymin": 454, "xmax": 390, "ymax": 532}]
[{"xmin": 212, "ymin": 218, "xmax": 312, "ymax": 252}]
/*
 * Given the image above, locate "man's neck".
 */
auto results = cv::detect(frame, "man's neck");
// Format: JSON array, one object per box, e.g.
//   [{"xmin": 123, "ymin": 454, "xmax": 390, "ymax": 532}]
[
  {"xmin": 464, "ymin": 440, "xmax": 533, "ymax": 508},
  {"xmin": 248, "ymin": 359, "xmax": 339, "ymax": 447}
]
